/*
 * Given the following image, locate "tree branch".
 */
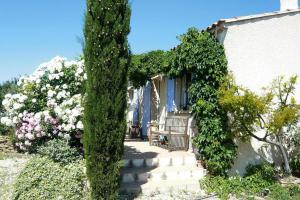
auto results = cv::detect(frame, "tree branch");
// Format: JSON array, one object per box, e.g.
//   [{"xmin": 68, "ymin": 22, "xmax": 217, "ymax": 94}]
[
  {"xmin": 257, "ymin": 114, "xmax": 266, "ymax": 129},
  {"xmin": 241, "ymin": 122, "xmax": 279, "ymax": 146}
]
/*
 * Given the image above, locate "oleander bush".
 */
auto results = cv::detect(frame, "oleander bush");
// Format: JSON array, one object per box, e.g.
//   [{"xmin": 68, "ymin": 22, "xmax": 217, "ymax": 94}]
[
  {"xmin": 0, "ymin": 79, "xmax": 18, "ymax": 135},
  {"xmin": 0, "ymin": 57, "xmax": 86, "ymax": 152},
  {"xmin": 13, "ymin": 156, "xmax": 88, "ymax": 200}
]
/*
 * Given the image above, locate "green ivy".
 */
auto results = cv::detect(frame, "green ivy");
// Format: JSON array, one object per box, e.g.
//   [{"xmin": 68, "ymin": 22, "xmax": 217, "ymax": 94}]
[
  {"xmin": 128, "ymin": 50, "xmax": 173, "ymax": 88},
  {"xmin": 128, "ymin": 28, "xmax": 237, "ymax": 176},
  {"xmin": 172, "ymin": 28, "xmax": 237, "ymax": 175}
]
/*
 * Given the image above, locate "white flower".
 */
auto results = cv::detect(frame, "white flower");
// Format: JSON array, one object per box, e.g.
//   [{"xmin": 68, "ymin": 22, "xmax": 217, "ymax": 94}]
[
  {"xmin": 0, "ymin": 56, "xmax": 85, "ymax": 152},
  {"xmin": 13, "ymin": 103, "xmax": 23, "ymax": 110},
  {"xmin": 24, "ymin": 140, "xmax": 32, "ymax": 146},
  {"xmin": 64, "ymin": 124, "xmax": 72, "ymax": 132},
  {"xmin": 12, "ymin": 117, "xmax": 19, "ymax": 124},
  {"xmin": 2, "ymin": 99, "xmax": 8, "ymax": 106},
  {"xmin": 17, "ymin": 134, "xmax": 25, "ymax": 139},
  {"xmin": 25, "ymin": 133, "xmax": 35, "ymax": 140},
  {"xmin": 62, "ymin": 84, "xmax": 68, "ymax": 89},
  {"xmin": 4, "ymin": 94, "xmax": 12, "ymax": 99},
  {"xmin": 64, "ymin": 134, "xmax": 71, "ymax": 140},
  {"xmin": 76, "ymin": 121, "xmax": 84, "ymax": 130},
  {"xmin": 47, "ymin": 90, "xmax": 56, "ymax": 98},
  {"xmin": 1, "ymin": 117, "xmax": 13, "ymax": 126}
]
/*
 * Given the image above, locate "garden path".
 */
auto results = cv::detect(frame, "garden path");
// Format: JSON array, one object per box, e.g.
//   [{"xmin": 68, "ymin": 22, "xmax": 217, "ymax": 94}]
[{"xmin": 0, "ymin": 153, "xmax": 30, "ymax": 200}]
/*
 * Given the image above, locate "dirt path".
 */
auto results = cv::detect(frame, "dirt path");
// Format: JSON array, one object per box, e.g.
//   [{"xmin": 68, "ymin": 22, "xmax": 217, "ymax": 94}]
[{"xmin": 0, "ymin": 153, "xmax": 30, "ymax": 200}]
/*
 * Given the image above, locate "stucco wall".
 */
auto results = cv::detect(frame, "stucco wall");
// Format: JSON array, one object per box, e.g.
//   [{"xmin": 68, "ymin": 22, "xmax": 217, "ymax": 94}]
[
  {"xmin": 219, "ymin": 12, "xmax": 300, "ymax": 96},
  {"xmin": 218, "ymin": 12, "xmax": 300, "ymax": 175}
]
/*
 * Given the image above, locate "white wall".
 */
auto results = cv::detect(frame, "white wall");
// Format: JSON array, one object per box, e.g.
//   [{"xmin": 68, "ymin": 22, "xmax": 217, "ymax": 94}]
[
  {"xmin": 219, "ymin": 12, "xmax": 300, "ymax": 97},
  {"xmin": 218, "ymin": 12, "xmax": 300, "ymax": 175}
]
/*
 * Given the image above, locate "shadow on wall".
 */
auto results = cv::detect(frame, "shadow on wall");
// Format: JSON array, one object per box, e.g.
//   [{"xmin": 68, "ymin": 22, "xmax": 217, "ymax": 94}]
[{"xmin": 229, "ymin": 139, "xmax": 283, "ymax": 176}]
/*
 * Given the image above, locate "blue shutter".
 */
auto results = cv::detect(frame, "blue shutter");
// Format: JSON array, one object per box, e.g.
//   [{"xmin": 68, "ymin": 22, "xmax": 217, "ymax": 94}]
[
  {"xmin": 142, "ymin": 81, "xmax": 151, "ymax": 137},
  {"xmin": 167, "ymin": 78, "xmax": 175, "ymax": 112},
  {"xmin": 132, "ymin": 89, "xmax": 139, "ymax": 126}
]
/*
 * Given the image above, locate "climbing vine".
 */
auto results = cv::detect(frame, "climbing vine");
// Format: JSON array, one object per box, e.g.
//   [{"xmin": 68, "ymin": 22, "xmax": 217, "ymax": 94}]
[
  {"xmin": 172, "ymin": 28, "xmax": 237, "ymax": 175},
  {"xmin": 128, "ymin": 50, "xmax": 174, "ymax": 88},
  {"xmin": 128, "ymin": 28, "xmax": 237, "ymax": 175}
]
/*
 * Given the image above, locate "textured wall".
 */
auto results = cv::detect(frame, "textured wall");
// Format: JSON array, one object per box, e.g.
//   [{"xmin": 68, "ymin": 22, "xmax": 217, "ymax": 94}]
[
  {"xmin": 218, "ymin": 12, "xmax": 300, "ymax": 175},
  {"xmin": 219, "ymin": 12, "xmax": 300, "ymax": 96}
]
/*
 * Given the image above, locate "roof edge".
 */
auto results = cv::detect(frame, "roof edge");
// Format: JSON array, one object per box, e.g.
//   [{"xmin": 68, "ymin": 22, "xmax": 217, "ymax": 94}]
[{"xmin": 207, "ymin": 8, "xmax": 300, "ymax": 33}]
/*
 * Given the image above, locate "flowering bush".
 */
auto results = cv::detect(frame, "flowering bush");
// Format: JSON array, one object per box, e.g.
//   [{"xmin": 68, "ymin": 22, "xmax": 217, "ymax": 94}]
[{"xmin": 0, "ymin": 56, "xmax": 86, "ymax": 151}]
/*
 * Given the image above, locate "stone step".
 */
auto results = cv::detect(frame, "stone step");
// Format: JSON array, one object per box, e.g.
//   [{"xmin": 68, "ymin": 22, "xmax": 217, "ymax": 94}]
[
  {"xmin": 121, "ymin": 165, "xmax": 206, "ymax": 183},
  {"xmin": 123, "ymin": 155, "xmax": 197, "ymax": 168},
  {"xmin": 120, "ymin": 179, "xmax": 204, "ymax": 196}
]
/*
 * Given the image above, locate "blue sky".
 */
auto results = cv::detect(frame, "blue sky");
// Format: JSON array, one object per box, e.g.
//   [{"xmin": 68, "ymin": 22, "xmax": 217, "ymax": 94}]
[{"xmin": 0, "ymin": 0, "xmax": 289, "ymax": 82}]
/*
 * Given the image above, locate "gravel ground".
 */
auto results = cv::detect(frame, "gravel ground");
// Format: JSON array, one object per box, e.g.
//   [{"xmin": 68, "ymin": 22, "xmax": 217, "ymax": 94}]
[{"xmin": 0, "ymin": 153, "xmax": 30, "ymax": 200}]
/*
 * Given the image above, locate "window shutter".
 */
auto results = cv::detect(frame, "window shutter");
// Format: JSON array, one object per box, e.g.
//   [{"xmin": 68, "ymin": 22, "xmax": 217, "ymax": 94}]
[{"xmin": 167, "ymin": 79, "xmax": 175, "ymax": 112}]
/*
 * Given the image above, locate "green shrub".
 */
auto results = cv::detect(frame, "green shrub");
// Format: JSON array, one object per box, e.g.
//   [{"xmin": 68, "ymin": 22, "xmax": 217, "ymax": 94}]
[
  {"xmin": 244, "ymin": 163, "xmax": 277, "ymax": 181},
  {"xmin": 0, "ymin": 124, "xmax": 10, "ymax": 135},
  {"xmin": 200, "ymin": 163, "xmax": 300, "ymax": 200},
  {"xmin": 172, "ymin": 29, "xmax": 236, "ymax": 175},
  {"xmin": 13, "ymin": 156, "xmax": 88, "ymax": 200},
  {"xmin": 290, "ymin": 146, "xmax": 300, "ymax": 177},
  {"xmin": 37, "ymin": 139, "xmax": 82, "ymax": 164},
  {"xmin": 268, "ymin": 184, "xmax": 300, "ymax": 200}
]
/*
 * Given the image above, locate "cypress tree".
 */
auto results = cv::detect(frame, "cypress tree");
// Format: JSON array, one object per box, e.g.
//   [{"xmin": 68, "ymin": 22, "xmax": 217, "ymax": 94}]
[{"xmin": 83, "ymin": 0, "xmax": 131, "ymax": 199}]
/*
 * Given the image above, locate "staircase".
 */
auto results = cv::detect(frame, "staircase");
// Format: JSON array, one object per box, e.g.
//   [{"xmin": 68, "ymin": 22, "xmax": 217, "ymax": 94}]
[{"xmin": 120, "ymin": 141, "xmax": 206, "ymax": 198}]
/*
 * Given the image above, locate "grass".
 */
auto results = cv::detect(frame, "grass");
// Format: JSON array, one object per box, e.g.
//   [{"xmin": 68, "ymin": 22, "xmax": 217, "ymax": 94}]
[{"xmin": 0, "ymin": 152, "xmax": 7, "ymax": 160}]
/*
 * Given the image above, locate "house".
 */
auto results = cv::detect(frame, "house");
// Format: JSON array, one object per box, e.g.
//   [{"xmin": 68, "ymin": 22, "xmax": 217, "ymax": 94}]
[
  {"xmin": 207, "ymin": 0, "xmax": 300, "ymax": 174},
  {"xmin": 127, "ymin": 0, "xmax": 300, "ymax": 175},
  {"xmin": 127, "ymin": 74, "xmax": 193, "ymax": 140}
]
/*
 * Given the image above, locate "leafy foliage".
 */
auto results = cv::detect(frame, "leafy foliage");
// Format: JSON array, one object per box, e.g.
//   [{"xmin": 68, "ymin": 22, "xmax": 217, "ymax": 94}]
[
  {"xmin": 129, "ymin": 28, "xmax": 237, "ymax": 176},
  {"xmin": 0, "ymin": 57, "xmax": 85, "ymax": 152},
  {"xmin": 0, "ymin": 79, "xmax": 18, "ymax": 113},
  {"xmin": 37, "ymin": 139, "xmax": 82, "ymax": 165},
  {"xmin": 0, "ymin": 79, "xmax": 18, "ymax": 135},
  {"xmin": 128, "ymin": 50, "xmax": 173, "ymax": 88},
  {"xmin": 219, "ymin": 75, "xmax": 300, "ymax": 173},
  {"xmin": 200, "ymin": 163, "xmax": 300, "ymax": 200},
  {"xmin": 83, "ymin": 0, "xmax": 131, "ymax": 199},
  {"xmin": 13, "ymin": 156, "xmax": 88, "ymax": 200},
  {"xmin": 290, "ymin": 131, "xmax": 300, "ymax": 177},
  {"xmin": 171, "ymin": 28, "xmax": 236, "ymax": 175}
]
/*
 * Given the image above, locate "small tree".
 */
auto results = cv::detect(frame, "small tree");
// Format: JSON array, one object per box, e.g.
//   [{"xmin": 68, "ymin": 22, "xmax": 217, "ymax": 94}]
[
  {"xmin": 219, "ymin": 75, "xmax": 300, "ymax": 174},
  {"xmin": 83, "ymin": 0, "xmax": 131, "ymax": 199}
]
